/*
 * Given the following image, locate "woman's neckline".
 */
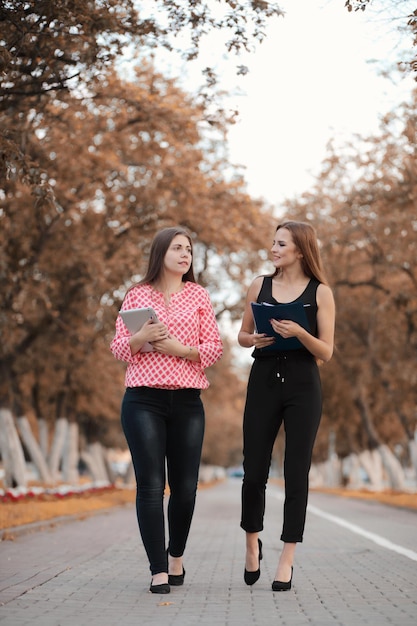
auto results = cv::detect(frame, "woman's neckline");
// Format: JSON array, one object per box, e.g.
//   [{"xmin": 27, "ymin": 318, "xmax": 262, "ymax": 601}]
[
  {"xmin": 270, "ymin": 277, "xmax": 311, "ymax": 304},
  {"xmin": 148, "ymin": 281, "xmax": 189, "ymax": 302}
]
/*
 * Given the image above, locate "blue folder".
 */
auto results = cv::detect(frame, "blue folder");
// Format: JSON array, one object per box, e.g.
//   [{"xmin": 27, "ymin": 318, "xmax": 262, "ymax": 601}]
[{"xmin": 251, "ymin": 301, "xmax": 311, "ymax": 351}]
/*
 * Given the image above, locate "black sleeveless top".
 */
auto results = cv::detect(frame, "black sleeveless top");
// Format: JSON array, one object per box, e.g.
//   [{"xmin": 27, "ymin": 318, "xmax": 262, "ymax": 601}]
[{"xmin": 252, "ymin": 276, "xmax": 320, "ymax": 359}]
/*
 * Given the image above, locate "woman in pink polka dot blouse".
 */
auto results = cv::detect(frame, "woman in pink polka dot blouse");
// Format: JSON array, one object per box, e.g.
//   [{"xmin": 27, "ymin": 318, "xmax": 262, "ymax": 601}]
[{"xmin": 110, "ymin": 227, "xmax": 223, "ymax": 594}]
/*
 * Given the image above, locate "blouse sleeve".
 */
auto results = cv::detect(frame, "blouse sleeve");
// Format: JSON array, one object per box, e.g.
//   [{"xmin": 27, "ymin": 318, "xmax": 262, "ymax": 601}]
[
  {"xmin": 196, "ymin": 289, "xmax": 223, "ymax": 369},
  {"xmin": 110, "ymin": 288, "xmax": 142, "ymax": 363},
  {"xmin": 109, "ymin": 312, "xmax": 139, "ymax": 364}
]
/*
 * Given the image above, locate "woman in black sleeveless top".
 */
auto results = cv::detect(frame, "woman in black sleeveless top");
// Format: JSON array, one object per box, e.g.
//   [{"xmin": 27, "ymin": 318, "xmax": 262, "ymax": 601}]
[{"xmin": 238, "ymin": 221, "xmax": 335, "ymax": 591}]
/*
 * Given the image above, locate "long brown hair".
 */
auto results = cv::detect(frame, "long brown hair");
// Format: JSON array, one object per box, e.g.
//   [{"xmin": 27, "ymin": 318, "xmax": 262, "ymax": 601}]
[
  {"xmin": 139, "ymin": 227, "xmax": 196, "ymax": 285},
  {"xmin": 273, "ymin": 221, "xmax": 328, "ymax": 284}
]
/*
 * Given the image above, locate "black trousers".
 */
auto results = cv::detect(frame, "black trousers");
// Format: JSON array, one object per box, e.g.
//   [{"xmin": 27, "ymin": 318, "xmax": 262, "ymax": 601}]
[
  {"xmin": 241, "ymin": 353, "xmax": 322, "ymax": 542},
  {"xmin": 121, "ymin": 386, "xmax": 205, "ymax": 575}
]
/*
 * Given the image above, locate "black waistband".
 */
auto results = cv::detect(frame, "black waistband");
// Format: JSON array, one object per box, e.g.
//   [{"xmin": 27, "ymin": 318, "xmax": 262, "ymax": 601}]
[{"xmin": 252, "ymin": 349, "xmax": 314, "ymax": 361}]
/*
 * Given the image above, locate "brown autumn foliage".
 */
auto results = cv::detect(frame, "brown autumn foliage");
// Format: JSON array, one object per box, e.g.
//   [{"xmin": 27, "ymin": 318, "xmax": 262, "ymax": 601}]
[
  {"xmin": 0, "ymin": 0, "xmax": 284, "ymax": 201},
  {"xmin": 1, "ymin": 0, "xmax": 417, "ymax": 472},
  {"xmin": 0, "ymin": 61, "xmax": 276, "ymax": 452},
  {"xmin": 0, "ymin": 2, "xmax": 277, "ymax": 464}
]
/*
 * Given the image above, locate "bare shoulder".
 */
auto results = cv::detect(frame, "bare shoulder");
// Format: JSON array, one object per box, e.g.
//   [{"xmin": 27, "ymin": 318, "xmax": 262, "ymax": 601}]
[
  {"xmin": 317, "ymin": 283, "xmax": 335, "ymax": 306},
  {"xmin": 251, "ymin": 275, "xmax": 265, "ymax": 287},
  {"xmin": 249, "ymin": 276, "xmax": 265, "ymax": 289},
  {"xmin": 247, "ymin": 275, "xmax": 265, "ymax": 300}
]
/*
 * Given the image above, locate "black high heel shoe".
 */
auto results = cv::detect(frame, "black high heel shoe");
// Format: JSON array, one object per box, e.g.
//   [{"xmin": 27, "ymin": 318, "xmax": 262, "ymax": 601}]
[
  {"xmin": 244, "ymin": 538, "xmax": 263, "ymax": 586},
  {"xmin": 272, "ymin": 566, "xmax": 293, "ymax": 592}
]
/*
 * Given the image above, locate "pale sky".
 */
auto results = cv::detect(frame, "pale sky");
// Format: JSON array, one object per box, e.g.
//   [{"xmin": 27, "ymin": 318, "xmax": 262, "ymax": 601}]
[
  {"xmin": 179, "ymin": 0, "xmax": 415, "ymax": 208},
  {"xmin": 131, "ymin": 1, "xmax": 415, "ymax": 208}
]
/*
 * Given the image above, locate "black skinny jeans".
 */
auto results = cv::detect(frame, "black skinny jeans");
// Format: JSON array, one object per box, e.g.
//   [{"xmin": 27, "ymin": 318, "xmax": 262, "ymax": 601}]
[
  {"xmin": 241, "ymin": 353, "xmax": 322, "ymax": 543},
  {"xmin": 121, "ymin": 386, "xmax": 205, "ymax": 575}
]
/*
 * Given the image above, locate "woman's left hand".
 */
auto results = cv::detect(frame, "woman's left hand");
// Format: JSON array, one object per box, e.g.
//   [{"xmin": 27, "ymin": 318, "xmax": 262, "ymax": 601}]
[
  {"xmin": 152, "ymin": 335, "xmax": 185, "ymax": 357},
  {"xmin": 270, "ymin": 318, "xmax": 301, "ymax": 339}
]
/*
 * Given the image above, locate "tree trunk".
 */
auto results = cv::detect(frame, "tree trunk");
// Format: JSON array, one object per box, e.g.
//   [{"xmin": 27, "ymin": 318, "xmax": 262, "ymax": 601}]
[
  {"xmin": 38, "ymin": 418, "xmax": 49, "ymax": 458},
  {"xmin": 0, "ymin": 408, "xmax": 27, "ymax": 488},
  {"xmin": 79, "ymin": 450, "xmax": 95, "ymax": 481},
  {"xmin": 409, "ymin": 431, "xmax": 417, "ymax": 484},
  {"xmin": 103, "ymin": 448, "xmax": 116, "ymax": 484},
  {"xmin": 358, "ymin": 448, "xmax": 384, "ymax": 490},
  {"xmin": 48, "ymin": 417, "xmax": 68, "ymax": 481},
  {"xmin": 325, "ymin": 431, "xmax": 342, "ymax": 487},
  {"xmin": 90, "ymin": 442, "xmax": 110, "ymax": 482},
  {"xmin": 378, "ymin": 444, "xmax": 406, "ymax": 490},
  {"xmin": 309, "ymin": 461, "xmax": 326, "ymax": 488},
  {"xmin": 16, "ymin": 415, "xmax": 53, "ymax": 484},
  {"xmin": 80, "ymin": 442, "xmax": 109, "ymax": 482},
  {"xmin": 354, "ymin": 386, "xmax": 381, "ymax": 449},
  {"xmin": 342, "ymin": 453, "xmax": 363, "ymax": 489},
  {"xmin": 62, "ymin": 421, "xmax": 80, "ymax": 484},
  {"xmin": 123, "ymin": 459, "xmax": 135, "ymax": 485},
  {"xmin": 385, "ymin": 397, "xmax": 416, "ymax": 485},
  {"xmin": 323, "ymin": 457, "xmax": 342, "ymax": 487}
]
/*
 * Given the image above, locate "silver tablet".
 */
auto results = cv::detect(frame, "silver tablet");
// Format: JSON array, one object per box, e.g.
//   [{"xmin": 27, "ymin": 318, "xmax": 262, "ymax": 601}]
[{"xmin": 119, "ymin": 307, "xmax": 159, "ymax": 334}]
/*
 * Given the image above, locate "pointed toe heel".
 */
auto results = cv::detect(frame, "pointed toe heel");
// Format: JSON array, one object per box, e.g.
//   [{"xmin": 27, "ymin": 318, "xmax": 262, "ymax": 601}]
[
  {"xmin": 244, "ymin": 539, "xmax": 263, "ymax": 586},
  {"xmin": 244, "ymin": 567, "xmax": 260, "ymax": 585},
  {"xmin": 272, "ymin": 566, "xmax": 293, "ymax": 592}
]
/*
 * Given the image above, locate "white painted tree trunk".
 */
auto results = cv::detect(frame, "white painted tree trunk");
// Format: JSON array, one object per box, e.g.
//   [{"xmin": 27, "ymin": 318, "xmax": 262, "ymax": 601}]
[
  {"xmin": 48, "ymin": 417, "xmax": 68, "ymax": 481},
  {"xmin": 324, "ymin": 430, "xmax": 342, "ymax": 487},
  {"xmin": 310, "ymin": 457, "xmax": 342, "ymax": 488},
  {"xmin": 325, "ymin": 455, "xmax": 342, "ymax": 487},
  {"xmin": 79, "ymin": 450, "xmax": 96, "ymax": 480},
  {"xmin": 0, "ymin": 408, "xmax": 27, "ymax": 488},
  {"xmin": 103, "ymin": 448, "xmax": 116, "ymax": 484},
  {"xmin": 16, "ymin": 415, "xmax": 53, "ymax": 484},
  {"xmin": 61, "ymin": 421, "xmax": 80, "ymax": 484},
  {"xmin": 378, "ymin": 444, "xmax": 406, "ymax": 490},
  {"xmin": 80, "ymin": 442, "xmax": 109, "ymax": 482},
  {"xmin": 308, "ymin": 461, "xmax": 326, "ymax": 488},
  {"xmin": 342, "ymin": 453, "xmax": 363, "ymax": 489},
  {"xmin": 90, "ymin": 441, "xmax": 109, "ymax": 481},
  {"xmin": 358, "ymin": 449, "xmax": 384, "ymax": 490},
  {"xmin": 123, "ymin": 459, "xmax": 135, "ymax": 485},
  {"xmin": 409, "ymin": 431, "xmax": 417, "ymax": 485},
  {"xmin": 38, "ymin": 418, "xmax": 49, "ymax": 458}
]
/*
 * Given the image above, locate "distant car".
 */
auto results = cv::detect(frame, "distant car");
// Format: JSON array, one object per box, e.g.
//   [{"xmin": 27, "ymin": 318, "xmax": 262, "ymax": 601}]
[{"xmin": 227, "ymin": 466, "xmax": 244, "ymax": 478}]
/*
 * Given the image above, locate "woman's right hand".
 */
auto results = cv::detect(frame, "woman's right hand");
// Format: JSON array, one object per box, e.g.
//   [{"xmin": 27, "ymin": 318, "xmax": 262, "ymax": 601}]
[{"xmin": 251, "ymin": 332, "xmax": 275, "ymax": 349}]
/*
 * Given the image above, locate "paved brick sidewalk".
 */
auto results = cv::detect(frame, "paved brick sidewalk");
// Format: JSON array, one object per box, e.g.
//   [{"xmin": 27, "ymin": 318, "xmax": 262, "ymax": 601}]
[{"xmin": 1, "ymin": 479, "xmax": 416, "ymax": 625}]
